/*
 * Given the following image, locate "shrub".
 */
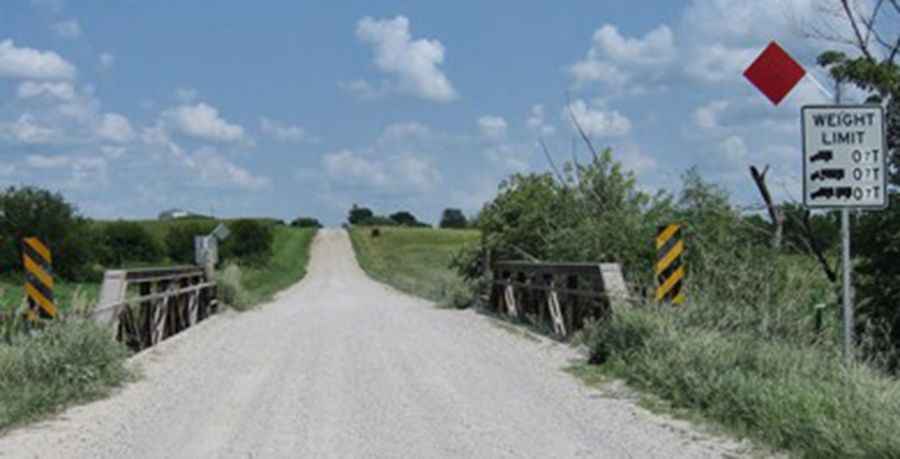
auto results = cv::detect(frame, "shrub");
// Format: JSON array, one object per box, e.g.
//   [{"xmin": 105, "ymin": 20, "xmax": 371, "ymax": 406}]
[
  {"xmin": 224, "ymin": 219, "xmax": 273, "ymax": 265},
  {"xmin": 216, "ymin": 263, "xmax": 250, "ymax": 310},
  {"xmin": 0, "ymin": 186, "xmax": 99, "ymax": 282},
  {"xmin": 356, "ymin": 215, "xmax": 398, "ymax": 226},
  {"xmin": 291, "ymin": 217, "xmax": 322, "ymax": 228},
  {"xmin": 0, "ymin": 320, "xmax": 130, "ymax": 428},
  {"xmin": 164, "ymin": 220, "xmax": 218, "ymax": 264},
  {"xmin": 99, "ymin": 221, "xmax": 164, "ymax": 267},
  {"xmin": 389, "ymin": 211, "xmax": 420, "ymax": 226},
  {"xmin": 348, "ymin": 204, "xmax": 374, "ymax": 224},
  {"xmin": 439, "ymin": 208, "xmax": 468, "ymax": 229}
]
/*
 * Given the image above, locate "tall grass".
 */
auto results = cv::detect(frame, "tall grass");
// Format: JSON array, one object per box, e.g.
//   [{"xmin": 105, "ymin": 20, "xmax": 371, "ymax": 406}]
[
  {"xmin": 576, "ymin": 250, "xmax": 900, "ymax": 457},
  {"xmin": 217, "ymin": 226, "xmax": 317, "ymax": 309},
  {"xmin": 0, "ymin": 320, "xmax": 130, "ymax": 430},
  {"xmin": 349, "ymin": 226, "xmax": 480, "ymax": 306}
]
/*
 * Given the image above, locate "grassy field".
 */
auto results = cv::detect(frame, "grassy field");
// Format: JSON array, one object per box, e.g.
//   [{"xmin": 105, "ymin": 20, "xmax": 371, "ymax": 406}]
[
  {"xmin": 231, "ymin": 226, "xmax": 316, "ymax": 307},
  {"xmin": 349, "ymin": 226, "xmax": 480, "ymax": 304}
]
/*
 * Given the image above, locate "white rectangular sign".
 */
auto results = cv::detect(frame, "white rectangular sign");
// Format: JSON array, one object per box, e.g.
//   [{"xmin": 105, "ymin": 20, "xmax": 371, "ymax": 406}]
[{"xmin": 802, "ymin": 105, "xmax": 887, "ymax": 209}]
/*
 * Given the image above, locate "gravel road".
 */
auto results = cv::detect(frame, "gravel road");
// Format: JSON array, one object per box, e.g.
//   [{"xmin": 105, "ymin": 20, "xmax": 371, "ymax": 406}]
[{"xmin": 0, "ymin": 229, "xmax": 747, "ymax": 458}]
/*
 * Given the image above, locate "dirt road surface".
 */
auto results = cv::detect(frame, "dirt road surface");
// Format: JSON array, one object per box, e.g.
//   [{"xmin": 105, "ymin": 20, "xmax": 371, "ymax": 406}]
[{"xmin": 0, "ymin": 229, "xmax": 746, "ymax": 458}]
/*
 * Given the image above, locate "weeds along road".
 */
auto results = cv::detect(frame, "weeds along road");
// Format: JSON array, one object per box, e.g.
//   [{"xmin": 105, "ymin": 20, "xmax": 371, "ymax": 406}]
[{"xmin": 0, "ymin": 229, "xmax": 743, "ymax": 458}]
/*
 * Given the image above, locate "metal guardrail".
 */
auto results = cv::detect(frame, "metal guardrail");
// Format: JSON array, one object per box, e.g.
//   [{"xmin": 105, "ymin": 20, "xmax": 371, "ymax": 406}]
[
  {"xmin": 91, "ymin": 266, "xmax": 217, "ymax": 351},
  {"xmin": 491, "ymin": 261, "xmax": 629, "ymax": 338}
]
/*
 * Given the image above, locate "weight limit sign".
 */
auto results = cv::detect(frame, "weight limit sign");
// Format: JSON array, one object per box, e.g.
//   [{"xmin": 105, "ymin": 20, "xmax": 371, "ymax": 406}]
[{"xmin": 801, "ymin": 105, "xmax": 887, "ymax": 209}]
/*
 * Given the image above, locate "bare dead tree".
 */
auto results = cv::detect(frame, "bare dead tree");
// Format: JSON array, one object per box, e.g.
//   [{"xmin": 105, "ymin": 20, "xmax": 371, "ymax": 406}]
[{"xmin": 748, "ymin": 165, "xmax": 785, "ymax": 249}]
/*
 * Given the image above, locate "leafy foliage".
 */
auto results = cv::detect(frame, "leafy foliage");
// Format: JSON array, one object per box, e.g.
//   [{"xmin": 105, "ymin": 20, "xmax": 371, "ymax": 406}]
[
  {"xmin": 0, "ymin": 186, "xmax": 99, "ymax": 281},
  {"xmin": 439, "ymin": 208, "xmax": 468, "ymax": 229},
  {"xmin": 389, "ymin": 211, "xmax": 419, "ymax": 226},
  {"xmin": 224, "ymin": 219, "xmax": 274, "ymax": 266},
  {"xmin": 348, "ymin": 204, "xmax": 374, "ymax": 225},
  {"xmin": 290, "ymin": 217, "xmax": 322, "ymax": 228},
  {"xmin": 98, "ymin": 221, "xmax": 164, "ymax": 267},
  {"xmin": 163, "ymin": 220, "xmax": 219, "ymax": 264}
]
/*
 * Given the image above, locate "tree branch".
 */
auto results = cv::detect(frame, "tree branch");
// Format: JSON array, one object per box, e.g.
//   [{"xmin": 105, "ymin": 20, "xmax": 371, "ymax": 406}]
[{"xmin": 841, "ymin": 0, "xmax": 877, "ymax": 60}]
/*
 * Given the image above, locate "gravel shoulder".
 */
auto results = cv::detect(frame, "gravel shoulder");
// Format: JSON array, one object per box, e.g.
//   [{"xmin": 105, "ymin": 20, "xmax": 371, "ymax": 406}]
[{"xmin": 0, "ymin": 229, "xmax": 749, "ymax": 458}]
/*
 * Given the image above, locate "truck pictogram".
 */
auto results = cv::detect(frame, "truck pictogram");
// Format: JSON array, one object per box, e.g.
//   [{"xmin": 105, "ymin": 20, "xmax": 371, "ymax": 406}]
[
  {"xmin": 810, "ymin": 187, "xmax": 835, "ymax": 200},
  {"xmin": 810, "ymin": 150, "xmax": 834, "ymax": 163},
  {"xmin": 810, "ymin": 169, "xmax": 845, "ymax": 181}
]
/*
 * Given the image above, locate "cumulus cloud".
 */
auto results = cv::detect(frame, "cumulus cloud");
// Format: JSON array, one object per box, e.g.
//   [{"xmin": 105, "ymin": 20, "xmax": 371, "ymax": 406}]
[
  {"xmin": 26, "ymin": 154, "xmax": 71, "ymax": 168},
  {"xmin": 478, "ymin": 115, "xmax": 507, "ymax": 140},
  {"xmin": 526, "ymin": 104, "xmax": 556, "ymax": 136},
  {"xmin": 564, "ymin": 99, "xmax": 631, "ymax": 138},
  {"xmin": 0, "ymin": 39, "xmax": 76, "ymax": 80},
  {"xmin": 569, "ymin": 24, "xmax": 675, "ymax": 89},
  {"xmin": 0, "ymin": 114, "xmax": 57, "ymax": 144},
  {"xmin": 188, "ymin": 147, "xmax": 270, "ymax": 190},
  {"xmin": 161, "ymin": 102, "xmax": 246, "ymax": 143},
  {"xmin": 51, "ymin": 19, "xmax": 82, "ymax": 39},
  {"xmin": 96, "ymin": 113, "xmax": 135, "ymax": 143},
  {"xmin": 355, "ymin": 16, "xmax": 458, "ymax": 102},
  {"xmin": 259, "ymin": 117, "xmax": 309, "ymax": 143},
  {"xmin": 378, "ymin": 121, "xmax": 432, "ymax": 144},
  {"xmin": 338, "ymin": 79, "xmax": 387, "ymax": 100},
  {"xmin": 17, "ymin": 81, "xmax": 75, "ymax": 101},
  {"xmin": 322, "ymin": 149, "xmax": 440, "ymax": 192},
  {"xmin": 694, "ymin": 100, "xmax": 730, "ymax": 129}
]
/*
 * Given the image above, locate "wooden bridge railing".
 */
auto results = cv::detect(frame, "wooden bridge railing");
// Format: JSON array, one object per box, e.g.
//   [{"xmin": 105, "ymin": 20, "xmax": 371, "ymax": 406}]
[
  {"xmin": 90, "ymin": 266, "xmax": 217, "ymax": 351},
  {"xmin": 491, "ymin": 261, "xmax": 630, "ymax": 338}
]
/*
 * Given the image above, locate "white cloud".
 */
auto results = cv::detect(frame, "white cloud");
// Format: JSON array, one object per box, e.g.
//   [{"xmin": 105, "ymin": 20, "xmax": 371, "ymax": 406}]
[
  {"xmin": 188, "ymin": 147, "xmax": 270, "ymax": 190},
  {"xmin": 51, "ymin": 19, "xmax": 82, "ymax": 39},
  {"xmin": 484, "ymin": 144, "xmax": 530, "ymax": 172},
  {"xmin": 564, "ymin": 99, "xmax": 632, "ymax": 138},
  {"xmin": 338, "ymin": 79, "xmax": 386, "ymax": 100},
  {"xmin": 17, "ymin": 81, "xmax": 75, "ymax": 101},
  {"xmin": 694, "ymin": 100, "xmax": 730, "ymax": 129},
  {"xmin": 26, "ymin": 154, "xmax": 70, "ymax": 168},
  {"xmin": 96, "ymin": 113, "xmax": 135, "ymax": 143},
  {"xmin": 478, "ymin": 115, "xmax": 507, "ymax": 140},
  {"xmin": 719, "ymin": 135, "xmax": 748, "ymax": 163},
  {"xmin": 526, "ymin": 104, "xmax": 556, "ymax": 136},
  {"xmin": 685, "ymin": 44, "xmax": 759, "ymax": 83},
  {"xmin": 161, "ymin": 102, "xmax": 246, "ymax": 143},
  {"xmin": 0, "ymin": 40, "xmax": 76, "ymax": 80},
  {"xmin": 0, "ymin": 114, "xmax": 57, "ymax": 144},
  {"xmin": 322, "ymin": 149, "xmax": 440, "ymax": 192},
  {"xmin": 378, "ymin": 121, "xmax": 432, "ymax": 144},
  {"xmin": 569, "ymin": 24, "xmax": 675, "ymax": 89},
  {"xmin": 99, "ymin": 52, "xmax": 115, "ymax": 70},
  {"xmin": 356, "ymin": 16, "xmax": 458, "ymax": 102},
  {"xmin": 259, "ymin": 117, "xmax": 309, "ymax": 143}
]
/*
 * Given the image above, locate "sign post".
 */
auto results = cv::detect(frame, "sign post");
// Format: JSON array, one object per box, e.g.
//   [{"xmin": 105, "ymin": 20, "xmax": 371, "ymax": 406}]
[{"xmin": 802, "ymin": 103, "xmax": 887, "ymax": 363}]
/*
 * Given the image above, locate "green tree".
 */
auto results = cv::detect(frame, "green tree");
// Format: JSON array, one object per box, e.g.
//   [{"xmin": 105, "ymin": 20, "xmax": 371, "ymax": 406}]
[
  {"xmin": 389, "ymin": 211, "xmax": 419, "ymax": 226},
  {"xmin": 225, "ymin": 219, "xmax": 274, "ymax": 265},
  {"xmin": 0, "ymin": 186, "xmax": 97, "ymax": 281},
  {"xmin": 439, "ymin": 208, "xmax": 468, "ymax": 229},
  {"xmin": 348, "ymin": 205, "xmax": 373, "ymax": 225},
  {"xmin": 99, "ymin": 221, "xmax": 164, "ymax": 267}
]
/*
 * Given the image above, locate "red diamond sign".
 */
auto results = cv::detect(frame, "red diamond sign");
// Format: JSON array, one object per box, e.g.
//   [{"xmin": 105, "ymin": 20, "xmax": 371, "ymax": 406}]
[{"xmin": 743, "ymin": 41, "xmax": 806, "ymax": 106}]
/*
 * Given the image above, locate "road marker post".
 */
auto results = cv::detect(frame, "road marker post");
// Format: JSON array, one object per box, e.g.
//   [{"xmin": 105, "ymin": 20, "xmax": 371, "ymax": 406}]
[
  {"xmin": 656, "ymin": 224, "xmax": 686, "ymax": 305},
  {"xmin": 22, "ymin": 237, "xmax": 57, "ymax": 320}
]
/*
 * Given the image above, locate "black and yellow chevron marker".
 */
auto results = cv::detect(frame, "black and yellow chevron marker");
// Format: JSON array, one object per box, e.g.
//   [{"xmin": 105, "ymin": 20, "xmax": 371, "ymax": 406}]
[
  {"xmin": 22, "ymin": 237, "xmax": 57, "ymax": 319},
  {"xmin": 656, "ymin": 224, "xmax": 685, "ymax": 305}
]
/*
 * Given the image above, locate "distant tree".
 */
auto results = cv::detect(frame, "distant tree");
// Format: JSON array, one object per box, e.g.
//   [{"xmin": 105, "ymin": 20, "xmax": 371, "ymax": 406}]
[
  {"xmin": 348, "ymin": 205, "xmax": 374, "ymax": 225},
  {"xmin": 439, "ymin": 208, "xmax": 468, "ymax": 229},
  {"xmin": 291, "ymin": 217, "xmax": 322, "ymax": 228},
  {"xmin": 389, "ymin": 211, "xmax": 419, "ymax": 226},
  {"xmin": 225, "ymin": 219, "xmax": 274, "ymax": 265},
  {"xmin": 100, "ymin": 221, "xmax": 164, "ymax": 267}
]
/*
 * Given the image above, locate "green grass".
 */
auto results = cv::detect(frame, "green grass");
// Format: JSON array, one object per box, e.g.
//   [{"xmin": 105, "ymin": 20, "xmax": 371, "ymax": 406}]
[
  {"xmin": 579, "ymin": 304, "xmax": 900, "ymax": 458},
  {"xmin": 348, "ymin": 226, "xmax": 480, "ymax": 303},
  {"xmin": 0, "ymin": 275, "xmax": 99, "ymax": 317},
  {"xmin": 0, "ymin": 320, "xmax": 131, "ymax": 431},
  {"xmin": 233, "ymin": 226, "xmax": 317, "ymax": 306}
]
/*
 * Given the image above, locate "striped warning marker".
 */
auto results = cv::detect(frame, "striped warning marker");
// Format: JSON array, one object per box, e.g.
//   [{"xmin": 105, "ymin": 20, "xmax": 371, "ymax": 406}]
[
  {"xmin": 656, "ymin": 224, "xmax": 685, "ymax": 305},
  {"xmin": 22, "ymin": 237, "xmax": 57, "ymax": 319}
]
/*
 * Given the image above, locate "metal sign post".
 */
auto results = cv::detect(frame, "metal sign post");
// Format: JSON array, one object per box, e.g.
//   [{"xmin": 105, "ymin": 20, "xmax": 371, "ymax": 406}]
[{"xmin": 801, "ymin": 94, "xmax": 888, "ymax": 364}]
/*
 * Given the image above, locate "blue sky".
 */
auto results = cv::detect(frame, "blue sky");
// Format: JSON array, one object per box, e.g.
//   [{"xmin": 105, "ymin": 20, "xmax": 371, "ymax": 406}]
[{"xmin": 0, "ymin": 0, "xmax": 874, "ymax": 224}]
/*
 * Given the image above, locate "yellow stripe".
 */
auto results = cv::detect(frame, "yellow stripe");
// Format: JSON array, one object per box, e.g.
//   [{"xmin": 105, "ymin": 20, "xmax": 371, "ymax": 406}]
[
  {"xmin": 24, "ymin": 255, "xmax": 53, "ymax": 289},
  {"xmin": 656, "ymin": 224, "xmax": 680, "ymax": 249},
  {"xmin": 656, "ymin": 266, "xmax": 685, "ymax": 302},
  {"xmin": 672, "ymin": 293, "xmax": 686, "ymax": 305},
  {"xmin": 655, "ymin": 240, "xmax": 684, "ymax": 275},
  {"xmin": 25, "ymin": 283, "xmax": 57, "ymax": 318},
  {"xmin": 25, "ymin": 237, "xmax": 51, "ymax": 263}
]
